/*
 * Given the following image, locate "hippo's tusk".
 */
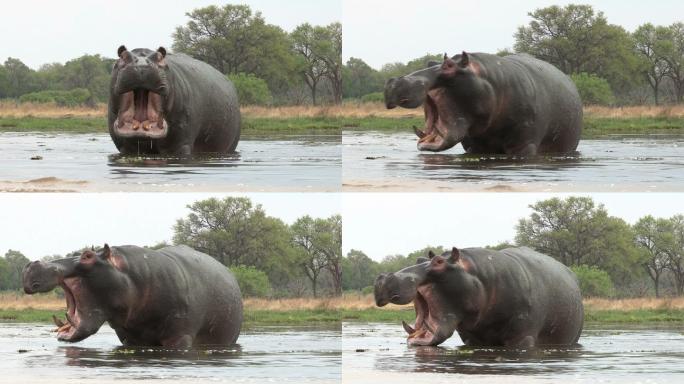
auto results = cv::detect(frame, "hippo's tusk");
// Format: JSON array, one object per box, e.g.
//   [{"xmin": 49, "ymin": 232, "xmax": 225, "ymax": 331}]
[
  {"xmin": 52, "ymin": 315, "xmax": 65, "ymax": 328},
  {"xmin": 413, "ymin": 126, "xmax": 426, "ymax": 139},
  {"xmin": 402, "ymin": 320, "xmax": 415, "ymax": 335}
]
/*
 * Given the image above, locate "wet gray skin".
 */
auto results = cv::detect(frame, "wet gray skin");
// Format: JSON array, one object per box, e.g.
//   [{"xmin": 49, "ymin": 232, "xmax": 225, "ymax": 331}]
[
  {"xmin": 375, "ymin": 247, "xmax": 584, "ymax": 348},
  {"xmin": 384, "ymin": 52, "xmax": 582, "ymax": 155},
  {"xmin": 23, "ymin": 244, "xmax": 243, "ymax": 347}
]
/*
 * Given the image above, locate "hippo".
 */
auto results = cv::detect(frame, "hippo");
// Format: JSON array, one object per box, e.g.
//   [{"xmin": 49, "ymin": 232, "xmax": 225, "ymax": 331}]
[
  {"xmin": 108, "ymin": 45, "xmax": 241, "ymax": 155},
  {"xmin": 374, "ymin": 246, "xmax": 583, "ymax": 347},
  {"xmin": 23, "ymin": 244, "xmax": 242, "ymax": 347},
  {"xmin": 384, "ymin": 52, "xmax": 582, "ymax": 155}
]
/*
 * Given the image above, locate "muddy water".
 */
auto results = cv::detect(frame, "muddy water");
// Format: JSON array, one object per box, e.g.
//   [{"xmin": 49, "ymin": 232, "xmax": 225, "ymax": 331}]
[
  {"xmin": 0, "ymin": 132, "xmax": 340, "ymax": 191},
  {"xmin": 343, "ymin": 131, "xmax": 684, "ymax": 191},
  {"xmin": 343, "ymin": 322, "xmax": 684, "ymax": 383},
  {"xmin": 0, "ymin": 323, "xmax": 340, "ymax": 383}
]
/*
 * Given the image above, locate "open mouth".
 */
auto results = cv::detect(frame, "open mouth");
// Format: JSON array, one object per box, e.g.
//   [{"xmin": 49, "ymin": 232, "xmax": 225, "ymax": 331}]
[
  {"xmin": 402, "ymin": 285, "xmax": 455, "ymax": 346},
  {"xmin": 113, "ymin": 88, "xmax": 168, "ymax": 139},
  {"xmin": 51, "ymin": 278, "xmax": 82, "ymax": 341},
  {"xmin": 414, "ymin": 90, "xmax": 447, "ymax": 150}
]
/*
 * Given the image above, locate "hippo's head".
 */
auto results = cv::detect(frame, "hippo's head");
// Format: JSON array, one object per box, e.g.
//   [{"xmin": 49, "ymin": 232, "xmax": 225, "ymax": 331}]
[
  {"xmin": 23, "ymin": 244, "xmax": 128, "ymax": 342},
  {"xmin": 110, "ymin": 45, "xmax": 170, "ymax": 140},
  {"xmin": 384, "ymin": 52, "xmax": 492, "ymax": 152},
  {"xmin": 374, "ymin": 247, "xmax": 481, "ymax": 346}
]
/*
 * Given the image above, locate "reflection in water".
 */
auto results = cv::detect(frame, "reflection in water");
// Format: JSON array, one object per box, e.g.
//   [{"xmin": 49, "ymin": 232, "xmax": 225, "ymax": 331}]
[
  {"xmin": 1, "ymin": 324, "xmax": 340, "ymax": 383},
  {"xmin": 343, "ymin": 131, "xmax": 684, "ymax": 189},
  {"xmin": 0, "ymin": 132, "xmax": 340, "ymax": 190},
  {"xmin": 343, "ymin": 322, "xmax": 684, "ymax": 381}
]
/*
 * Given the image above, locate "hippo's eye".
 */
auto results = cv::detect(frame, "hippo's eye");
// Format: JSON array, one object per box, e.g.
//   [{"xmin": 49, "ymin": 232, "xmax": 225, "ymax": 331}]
[{"xmin": 31, "ymin": 282, "xmax": 40, "ymax": 290}]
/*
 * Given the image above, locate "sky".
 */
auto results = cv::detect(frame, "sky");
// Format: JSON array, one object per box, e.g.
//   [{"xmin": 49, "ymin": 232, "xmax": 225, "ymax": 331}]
[
  {"xmin": 343, "ymin": 193, "xmax": 684, "ymax": 261},
  {"xmin": 0, "ymin": 0, "xmax": 341, "ymax": 69},
  {"xmin": 0, "ymin": 193, "xmax": 340, "ymax": 259},
  {"xmin": 343, "ymin": 0, "xmax": 684, "ymax": 69}
]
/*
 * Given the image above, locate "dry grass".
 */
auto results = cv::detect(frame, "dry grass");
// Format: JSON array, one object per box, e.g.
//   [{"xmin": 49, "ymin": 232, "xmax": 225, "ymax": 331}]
[
  {"xmin": 0, "ymin": 292, "xmax": 348, "ymax": 311},
  {"xmin": 3, "ymin": 292, "xmax": 684, "ymax": 313},
  {"xmin": 0, "ymin": 101, "xmax": 106, "ymax": 118},
  {"xmin": 3, "ymin": 101, "xmax": 683, "ymax": 119}
]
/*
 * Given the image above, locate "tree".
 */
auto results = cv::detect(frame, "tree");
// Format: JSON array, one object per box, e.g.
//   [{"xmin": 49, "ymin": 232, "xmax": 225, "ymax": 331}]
[
  {"xmin": 3, "ymin": 250, "xmax": 30, "ymax": 290},
  {"xmin": 660, "ymin": 23, "xmax": 684, "ymax": 103},
  {"xmin": 172, "ymin": 4, "xmax": 298, "ymax": 98},
  {"xmin": 342, "ymin": 249, "xmax": 378, "ymax": 290},
  {"xmin": 231, "ymin": 265, "xmax": 271, "ymax": 297},
  {"xmin": 321, "ymin": 22, "xmax": 342, "ymax": 104},
  {"xmin": 291, "ymin": 23, "xmax": 329, "ymax": 105},
  {"xmin": 3, "ymin": 58, "xmax": 35, "ymax": 97},
  {"xmin": 62, "ymin": 55, "xmax": 113, "ymax": 104},
  {"xmin": 571, "ymin": 73, "xmax": 615, "ymax": 105},
  {"xmin": 514, "ymin": 4, "xmax": 640, "ymax": 100},
  {"xmin": 633, "ymin": 215, "xmax": 670, "ymax": 297},
  {"xmin": 291, "ymin": 215, "xmax": 328, "ymax": 297},
  {"xmin": 319, "ymin": 214, "xmax": 342, "ymax": 294},
  {"xmin": 342, "ymin": 57, "xmax": 383, "ymax": 99},
  {"xmin": 227, "ymin": 73, "xmax": 273, "ymax": 105},
  {"xmin": 571, "ymin": 265, "xmax": 615, "ymax": 297},
  {"xmin": 633, "ymin": 23, "xmax": 671, "ymax": 105},
  {"xmin": 515, "ymin": 197, "xmax": 641, "ymax": 288},
  {"xmin": 172, "ymin": 197, "xmax": 294, "ymax": 287},
  {"xmin": 663, "ymin": 215, "xmax": 684, "ymax": 295}
]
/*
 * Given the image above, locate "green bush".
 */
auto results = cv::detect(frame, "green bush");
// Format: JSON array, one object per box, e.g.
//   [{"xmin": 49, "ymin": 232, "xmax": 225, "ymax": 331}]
[
  {"xmin": 230, "ymin": 265, "xmax": 271, "ymax": 297},
  {"xmin": 361, "ymin": 285, "xmax": 374, "ymax": 295},
  {"xmin": 570, "ymin": 72, "xmax": 615, "ymax": 106},
  {"xmin": 19, "ymin": 88, "xmax": 91, "ymax": 107},
  {"xmin": 571, "ymin": 265, "xmax": 615, "ymax": 298},
  {"xmin": 227, "ymin": 73, "xmax": 272, "ymax": 105},
  {"xmin": 360, "ymin": 92, "xmax": 384, "ymax": 103}
]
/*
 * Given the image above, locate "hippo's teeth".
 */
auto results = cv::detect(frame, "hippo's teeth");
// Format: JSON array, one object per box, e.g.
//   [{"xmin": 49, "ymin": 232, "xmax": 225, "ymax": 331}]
[
  {"xmin": 409, "ymin": 328, "xmax": 427, "ymax": 339},
  {"xmin": 56, "ymin": 323, "xmax": 72, "ymax": 333},
  {"xmin": 402, "ymin": 320, "xmax": 416, "ymax": 335}
]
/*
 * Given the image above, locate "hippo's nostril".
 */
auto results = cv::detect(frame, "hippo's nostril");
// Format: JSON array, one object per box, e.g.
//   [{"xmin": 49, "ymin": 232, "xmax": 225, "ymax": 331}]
[{"xmin": 31, "ymin": 282, "xmax": 40, "ymax": 290}]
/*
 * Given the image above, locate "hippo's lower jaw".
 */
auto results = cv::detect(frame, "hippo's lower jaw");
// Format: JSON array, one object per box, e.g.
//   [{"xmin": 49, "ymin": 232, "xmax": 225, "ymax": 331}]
[
  {"xmin": 113, "ymin": 89, "xmax": 169, "ymax": 139},
  {"xmin": 403, "ymin": 286, "xmax": 456, "ymax": 346},
  {"xmin": 414, "ymin": 90, "xmax": 466, "ymax": 152},
  {"xmin": 51, "ymin": 278, "xmax": 101, "ymax": 342}
]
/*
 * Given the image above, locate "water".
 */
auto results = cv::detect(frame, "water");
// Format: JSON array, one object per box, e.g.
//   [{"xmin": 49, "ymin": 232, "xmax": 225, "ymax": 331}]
[
  {"xmin": 0, "ymin": 323, "xmax": 340, "ymax": 383},
  {"xmin": 343, "ymin": 322, "xmax": 684, "ymax": 383},
  {"xmin": 343, "ymin": 131, "xmax": 684, "ymax": 191},
  {"xmin": 0, "ymin": 132, "xmax": 340, "ymax": 191}
]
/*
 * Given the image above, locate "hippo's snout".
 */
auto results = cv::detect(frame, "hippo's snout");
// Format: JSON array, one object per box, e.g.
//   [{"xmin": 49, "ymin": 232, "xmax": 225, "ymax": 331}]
[
  {"xmin": 22, "ymin": 261, "xmax": 61, "ymax": 294},
  {"xmin": 384, "ymin": 76, "xmax": 426, "ymax": 110}
]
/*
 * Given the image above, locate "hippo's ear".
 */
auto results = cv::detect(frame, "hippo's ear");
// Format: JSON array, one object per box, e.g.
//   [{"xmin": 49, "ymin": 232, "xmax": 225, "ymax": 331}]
[
  {"xmin": 458, "ymin": 51, "xmax": 470, "ymax": 68},
  {"xmin": 157, "ymin": 47, "xmax": 167, "ymax": 58},
  {"xmin": 448, "ymin": 247, "xmax": 461, "ymax": 263},
  {"xmin": 428, "ymin": 250, "xmax": 436, "ymax": 259},
  {"xmin": 102, "ymin": 243, "xmax": 111, "ymax": 259},
  {"xmin": 117, "ymin": 45, "xmax": 132, "ymax": 64},
  {"xmin": 416, "ymin": 256, "xmax": 429, "ymax": 264},
  {"xmin": 152, "ymin": 47, "xmax": 167, "ymax": 66}
]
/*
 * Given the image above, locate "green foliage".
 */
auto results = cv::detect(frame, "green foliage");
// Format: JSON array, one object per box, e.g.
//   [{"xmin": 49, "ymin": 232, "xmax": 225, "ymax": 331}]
[
  {"xmin": 360, "ymin": 92, "xmax": 383, "ymax": 103},
  {"xmin": 342, "ymin": 249, "xmax": 377, "ymax": 290},
  {"xmin": 571, "ymin": 265, "xmax": 615, "ymax": 297},
  {"xmin": 227, "ymin": 73, "xmax": 272, "ymax": 105},
  {"xmin": 514, "ymin": 4, "xmax": 641, "ymax": 102},
  {"xmin": 0, "ymin": 250, "xmax": 30, "ymax": 290},
  {"xmin": 343, "ymin": 57, "xmax": 384, "ymax": 99},
  {"xmin": 515, "ymin": 196, "xmax": 643, "ymax": 292},
  {"xmin": 231, "ymin": 265, "xmax": 271, "ymax": 297},
  {"xmin": 571, "ymin": 73, "xmax": 615, "ymax": 105},
  {"xmin": 19, "ymin": 88, "xmax": 91, "ymax": 107},
  {"xmin": 291, "ymin": 214, "xmax": 342, "ymax": 296}
]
